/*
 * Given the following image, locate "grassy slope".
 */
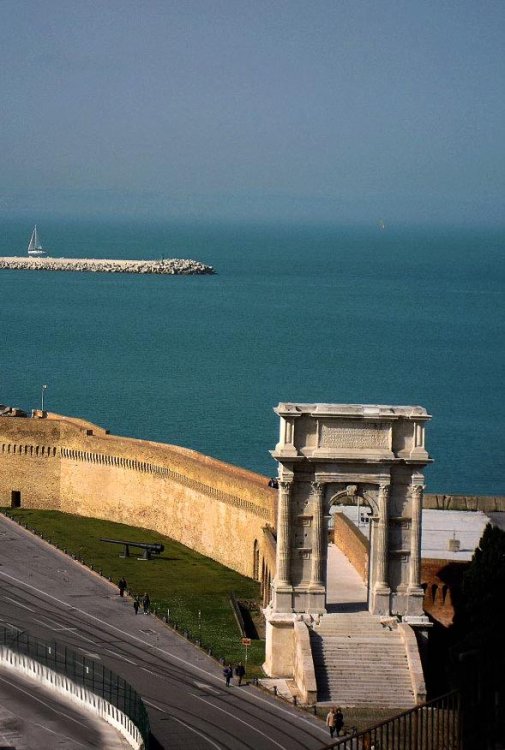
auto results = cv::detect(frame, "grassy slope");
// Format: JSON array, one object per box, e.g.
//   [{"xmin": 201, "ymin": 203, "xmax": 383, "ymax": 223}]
[{"xmin": 1, "ymin": 508, "xmax": 264, "ymax": 674}]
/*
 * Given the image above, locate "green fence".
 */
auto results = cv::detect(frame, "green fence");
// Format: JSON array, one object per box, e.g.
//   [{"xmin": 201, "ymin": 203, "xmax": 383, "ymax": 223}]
[{"xmin": 0, "ymin": 625, "xmax": 150, "ymax": 748}]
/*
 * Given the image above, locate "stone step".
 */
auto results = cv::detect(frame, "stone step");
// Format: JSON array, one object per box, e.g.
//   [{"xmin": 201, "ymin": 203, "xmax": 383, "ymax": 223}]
[{"xmin": 310, "ymin": 615, "xmax": 415, "ymax": 708}]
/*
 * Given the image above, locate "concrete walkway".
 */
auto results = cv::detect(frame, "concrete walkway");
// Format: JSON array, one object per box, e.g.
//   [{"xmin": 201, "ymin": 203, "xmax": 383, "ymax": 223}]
[{"xmin": 326, "ymin": 543, "xmax": 367, "ymax": 612}]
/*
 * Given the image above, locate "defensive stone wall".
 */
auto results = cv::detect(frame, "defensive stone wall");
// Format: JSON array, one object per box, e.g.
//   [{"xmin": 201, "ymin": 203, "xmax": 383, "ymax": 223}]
[{"xmin": 0, "ymin": 414, "xmax": 275, "ymax": 581}]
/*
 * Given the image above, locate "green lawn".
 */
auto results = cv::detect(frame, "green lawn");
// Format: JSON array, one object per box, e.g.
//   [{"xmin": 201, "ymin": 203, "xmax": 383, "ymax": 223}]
[{"xmin": 1, "ymin": 508, "xmax": 265, "ymax": 674}]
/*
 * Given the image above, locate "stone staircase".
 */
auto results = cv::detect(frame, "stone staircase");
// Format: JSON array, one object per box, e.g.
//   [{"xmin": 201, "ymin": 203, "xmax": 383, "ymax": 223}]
[{"xmin": 310, "ymin": 611, "xmax": 415, "ymax": 708}]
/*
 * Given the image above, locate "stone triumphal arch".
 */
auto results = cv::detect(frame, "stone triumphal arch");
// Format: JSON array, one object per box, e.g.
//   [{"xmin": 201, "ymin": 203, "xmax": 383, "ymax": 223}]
[{"xmin": 264, "ymin": 403, "xmax": 431, "ymax": 675}]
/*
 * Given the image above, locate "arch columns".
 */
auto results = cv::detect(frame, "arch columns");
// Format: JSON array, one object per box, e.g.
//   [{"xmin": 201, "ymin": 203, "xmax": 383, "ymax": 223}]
[
  {"xmin": 306, "ymin": 481, "xmax": 326, "ymax": 613},
  {"xmin": 270, "ymin": 480, "xmax": 294, "ymax": 613},
  {"xmin": 370, "ymin": 482, "xmax": 391, "ymax": 615},
  {"xmin": 405, "ymin": 482, "xmax": 426, "ymax": 620}
]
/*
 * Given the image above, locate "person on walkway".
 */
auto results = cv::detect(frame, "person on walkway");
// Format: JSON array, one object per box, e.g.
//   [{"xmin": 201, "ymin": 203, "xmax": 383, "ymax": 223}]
[
  {"xmin": 335, "ymin": 707, "xmax": 344, "ymax": 737},
  {"xmin": 142, "ymin": 592, "xmax": 150, "ymax": 614},
  {"xmin": 223, "ymin": 664, "xmax": 233, "ymax": 687},
  {"xmin": 234, "ymin": 661, "xmax": 246, "ymax": 686},
  {"xmin": 118, "ymin": 577, "xmax": 127, "ymax": 597},
  {"xmin": 133, "ymin": 597, "xmax": 140, "ymax": 615},
  {"xmin": 326, "ymin": 707, "xmax": 337, "ymax": 738}
]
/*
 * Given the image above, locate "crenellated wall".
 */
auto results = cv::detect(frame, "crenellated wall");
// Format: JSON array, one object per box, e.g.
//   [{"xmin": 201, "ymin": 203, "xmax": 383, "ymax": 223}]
[{"xmin": 0, "ymin": 414, "xmax": 276, "ymax": 581}]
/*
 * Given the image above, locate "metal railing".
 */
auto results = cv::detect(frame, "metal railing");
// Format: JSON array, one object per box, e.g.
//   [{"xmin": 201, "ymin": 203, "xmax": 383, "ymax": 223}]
[
  {"xmin": 0, "ymin": 625, "xmax": 150, "ymax": 748},
  {"xmin": 319, "ymin": 691, "xmax": 461, "ymax": 750}
]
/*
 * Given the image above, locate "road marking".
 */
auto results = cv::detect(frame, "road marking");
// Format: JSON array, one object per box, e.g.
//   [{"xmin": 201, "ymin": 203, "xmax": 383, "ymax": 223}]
[
  {"xmin": 31, "ymin": 721, "xmax": 91, "ymax": 749},
  {"xmin": 140, "ymin": 666, "xmax": 159, "ymax": 676},
  {"xmin": 194, "ymin": 681, "xmax": 221, "ymax": 695},
  {"xmin": 192, "ymin": 693, "xmax": 289, "ymax": 750},
  {"xmin": 73, "ymin": 632, "xmax": 98, "ymax": 645},
  {"xmin": 34, "ymin": 622, "xmax": 77, "ymax": 634},
  {"xmin": 104, "ymin": 648, "xmax": 137, "ymax": 665},
  {"xmin": 38, "ymin": 615, "xmax": 64, "ymax": 627},
  {"xmin": 77, "ymin": 649, "xmax": 101, "ymax": 659},
  {"xmin": 3, "ymin": 596, "xmax": 34, "ymax": 612},
  {"xmin": 143, "ymin": 698, "xmax": 167, "ymax": 713},
  {"xmin": 0, "ymin": 569, "xmax": 327, "ymax": 735},
  {"xmin": 171, "ymin": 715, "xmax": 223, "ymax": 750},
  {"xmin": 0, "ymin": 673, "xmax": 93, "ymax": 730}
]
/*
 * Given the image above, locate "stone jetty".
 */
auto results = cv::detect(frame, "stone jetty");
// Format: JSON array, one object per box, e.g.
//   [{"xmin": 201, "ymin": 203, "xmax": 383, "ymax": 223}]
[{"xmin": 0, "ymin": 257, "xmax": 214, "ymax": 275}]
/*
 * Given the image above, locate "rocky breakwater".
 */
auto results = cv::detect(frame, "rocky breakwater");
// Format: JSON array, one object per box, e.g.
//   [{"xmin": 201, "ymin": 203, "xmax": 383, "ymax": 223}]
[{"xmin": 0, "ymin": 257, "xmax": 215, "ymax": 275}]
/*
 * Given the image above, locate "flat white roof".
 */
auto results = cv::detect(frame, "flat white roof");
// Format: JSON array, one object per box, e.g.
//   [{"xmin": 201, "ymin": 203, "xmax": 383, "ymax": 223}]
[
  {"xmin": 421, "ymin": 509, "xmax": 489, "ymax": 561},
  {"xmin": 335, "ymin": 507, "xmax": 492, "ymax": 562}
]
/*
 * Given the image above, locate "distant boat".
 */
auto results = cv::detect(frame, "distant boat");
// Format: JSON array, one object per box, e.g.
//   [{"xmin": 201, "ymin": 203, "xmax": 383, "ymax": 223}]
[
  {"xmin": 27, "ymin": 225, "xmax": 48, "ymax": 257},
  {"xmin": 378, "ymin": 219, "xmax": 386, "ymax": 231}
]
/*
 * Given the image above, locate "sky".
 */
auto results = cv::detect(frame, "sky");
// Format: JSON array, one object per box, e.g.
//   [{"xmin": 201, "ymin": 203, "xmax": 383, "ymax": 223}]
[{"xmin": 1, "ymin": 0, "xmax": 504, "ymax": 225}]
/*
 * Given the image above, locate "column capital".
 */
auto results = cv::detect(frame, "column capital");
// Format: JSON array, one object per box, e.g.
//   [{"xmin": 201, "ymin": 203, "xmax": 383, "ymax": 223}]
[
  {"xmin": 410, "ymin": 483, "xmax": 424, "ymax": 500},
  {"xmin": 311, "ymin": 480, "xmax": 325, "ymax": 495},
  {"xmin": 279, "ymin": 480, "xmax": 292, "ymax": 492}
]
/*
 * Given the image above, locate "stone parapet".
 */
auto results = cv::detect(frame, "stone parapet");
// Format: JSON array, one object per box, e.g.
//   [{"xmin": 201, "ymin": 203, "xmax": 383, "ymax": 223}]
[
  {"xmin": 398, "ymin": 622, "xmax": 427, "ymax": 704},
  {"xmin": 293, "ymin": 619, "xmax": 317, "ymax": 705},
  {"xmin": 424, "ymin": 494, "xmax": 505, "ymax": 512}
]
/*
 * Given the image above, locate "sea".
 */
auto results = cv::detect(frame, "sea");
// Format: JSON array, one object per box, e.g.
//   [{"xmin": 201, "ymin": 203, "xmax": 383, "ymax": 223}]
[{"xmin": 1, "ymin": 218, "xmax": 504, "ymax": 496}]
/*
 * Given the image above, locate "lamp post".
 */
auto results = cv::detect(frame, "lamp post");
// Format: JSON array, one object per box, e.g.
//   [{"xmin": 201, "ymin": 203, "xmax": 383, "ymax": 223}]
[{"xmin": 41, "ymin": 384, "xmax": 47, "ymax": 412}]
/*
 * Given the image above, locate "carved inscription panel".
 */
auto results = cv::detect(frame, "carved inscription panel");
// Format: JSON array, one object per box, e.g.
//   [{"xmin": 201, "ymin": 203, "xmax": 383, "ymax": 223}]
[{"xmin": 319, "ymin": 420, "xmax": 390, "ymax": 450}]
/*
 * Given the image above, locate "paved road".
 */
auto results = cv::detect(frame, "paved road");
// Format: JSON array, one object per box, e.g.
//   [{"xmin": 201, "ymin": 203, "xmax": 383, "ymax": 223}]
[
  {"xmin": 0, "ymin": 515, "xmax": 329, "ymax": 750},
  {"xmin": 0, "ymin": 665, "xmax": 130, "ymax": 749}
]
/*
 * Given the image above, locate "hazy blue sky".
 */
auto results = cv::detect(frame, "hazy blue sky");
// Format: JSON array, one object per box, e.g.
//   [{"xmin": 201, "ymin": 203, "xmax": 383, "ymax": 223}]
[{"xmin": 1, "ymin": 1, "xmax": 504, "ymax": 224}]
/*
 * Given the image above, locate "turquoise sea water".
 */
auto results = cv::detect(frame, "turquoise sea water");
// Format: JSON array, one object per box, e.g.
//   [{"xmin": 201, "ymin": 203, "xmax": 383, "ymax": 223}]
[{"xmin": 1, "ymin": 218, "xmax": 504, "ymax": 495}]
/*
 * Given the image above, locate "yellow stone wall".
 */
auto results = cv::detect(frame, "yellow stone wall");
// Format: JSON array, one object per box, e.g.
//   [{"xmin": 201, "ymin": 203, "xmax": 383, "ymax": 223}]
[{"xmin": 0, "ymin": 414, "xmax": 277, "ymax": 580}]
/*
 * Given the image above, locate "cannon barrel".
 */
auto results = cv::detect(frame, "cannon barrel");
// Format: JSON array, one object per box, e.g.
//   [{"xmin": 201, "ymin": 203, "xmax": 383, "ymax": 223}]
[{"xmin": 100, "ymin": 538, "xmax": 164, "ymax": 553}]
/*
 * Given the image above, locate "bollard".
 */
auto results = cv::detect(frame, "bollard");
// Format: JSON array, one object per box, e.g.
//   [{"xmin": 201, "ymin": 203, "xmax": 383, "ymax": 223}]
[
  {"xmin": 208, "ymin": 648, "xmax": 212, "ymax": 656},
  {"xmin": 313, "ymin": 705, "xmax": 317, "ymax": 715},
  {"xmin": 273, "ymin": 686, "xmax": 278, "ymax": 696},
  {"xmin": 293, "ymin": 696, "xmax": 297, "ymax": 706}
]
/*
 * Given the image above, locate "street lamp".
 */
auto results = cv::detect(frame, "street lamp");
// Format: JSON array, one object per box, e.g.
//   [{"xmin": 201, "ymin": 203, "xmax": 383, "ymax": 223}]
[{"xmin": 41, "ymin": 384, "xmax": 47, "ymax": 412}]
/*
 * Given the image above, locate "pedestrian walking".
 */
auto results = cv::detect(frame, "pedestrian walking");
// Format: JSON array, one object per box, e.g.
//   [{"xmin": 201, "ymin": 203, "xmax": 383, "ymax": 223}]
[
  {"xmin": 142, "ymin": 592, "xmax": 150, "ymax": 614},
  {"xmin": 133, "ymin": 598, "xmax": 140, "ymax": 615},
  {"xmin": 118, "ymin": 577, "xmax": 127, "ymax": 597},
  {"xmin": 326, "ymin": 706, "xmax": 337, "ymax": 738},
  {"xmin": 335, "ymin": 707, "xmax": 344, "ymax": 737},
  {"xmin": 223, "ymin": 664, "xmax": 233, "ymax": 687},
  {"xmin": 234, "ymin": 661, "xmax": 246, "ymax": 686}
]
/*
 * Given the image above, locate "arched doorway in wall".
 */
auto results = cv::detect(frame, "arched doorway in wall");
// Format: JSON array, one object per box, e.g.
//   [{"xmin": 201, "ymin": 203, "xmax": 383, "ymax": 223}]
[{"xmin": 325, "ymin": 487, "xmax": 373, "ymax": 614}]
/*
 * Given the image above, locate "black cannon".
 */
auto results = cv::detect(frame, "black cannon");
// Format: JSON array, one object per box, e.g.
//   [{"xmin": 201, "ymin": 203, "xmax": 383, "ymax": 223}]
[{"xmin": 100, "ymin": 537, "xmax": 165, "ymax": 560}]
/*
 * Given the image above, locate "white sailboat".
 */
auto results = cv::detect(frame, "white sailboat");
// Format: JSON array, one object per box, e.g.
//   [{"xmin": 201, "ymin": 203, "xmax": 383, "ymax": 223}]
[{"xmin": 27, "ymin": 225, "xmax": 48, "ymax": 257}]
